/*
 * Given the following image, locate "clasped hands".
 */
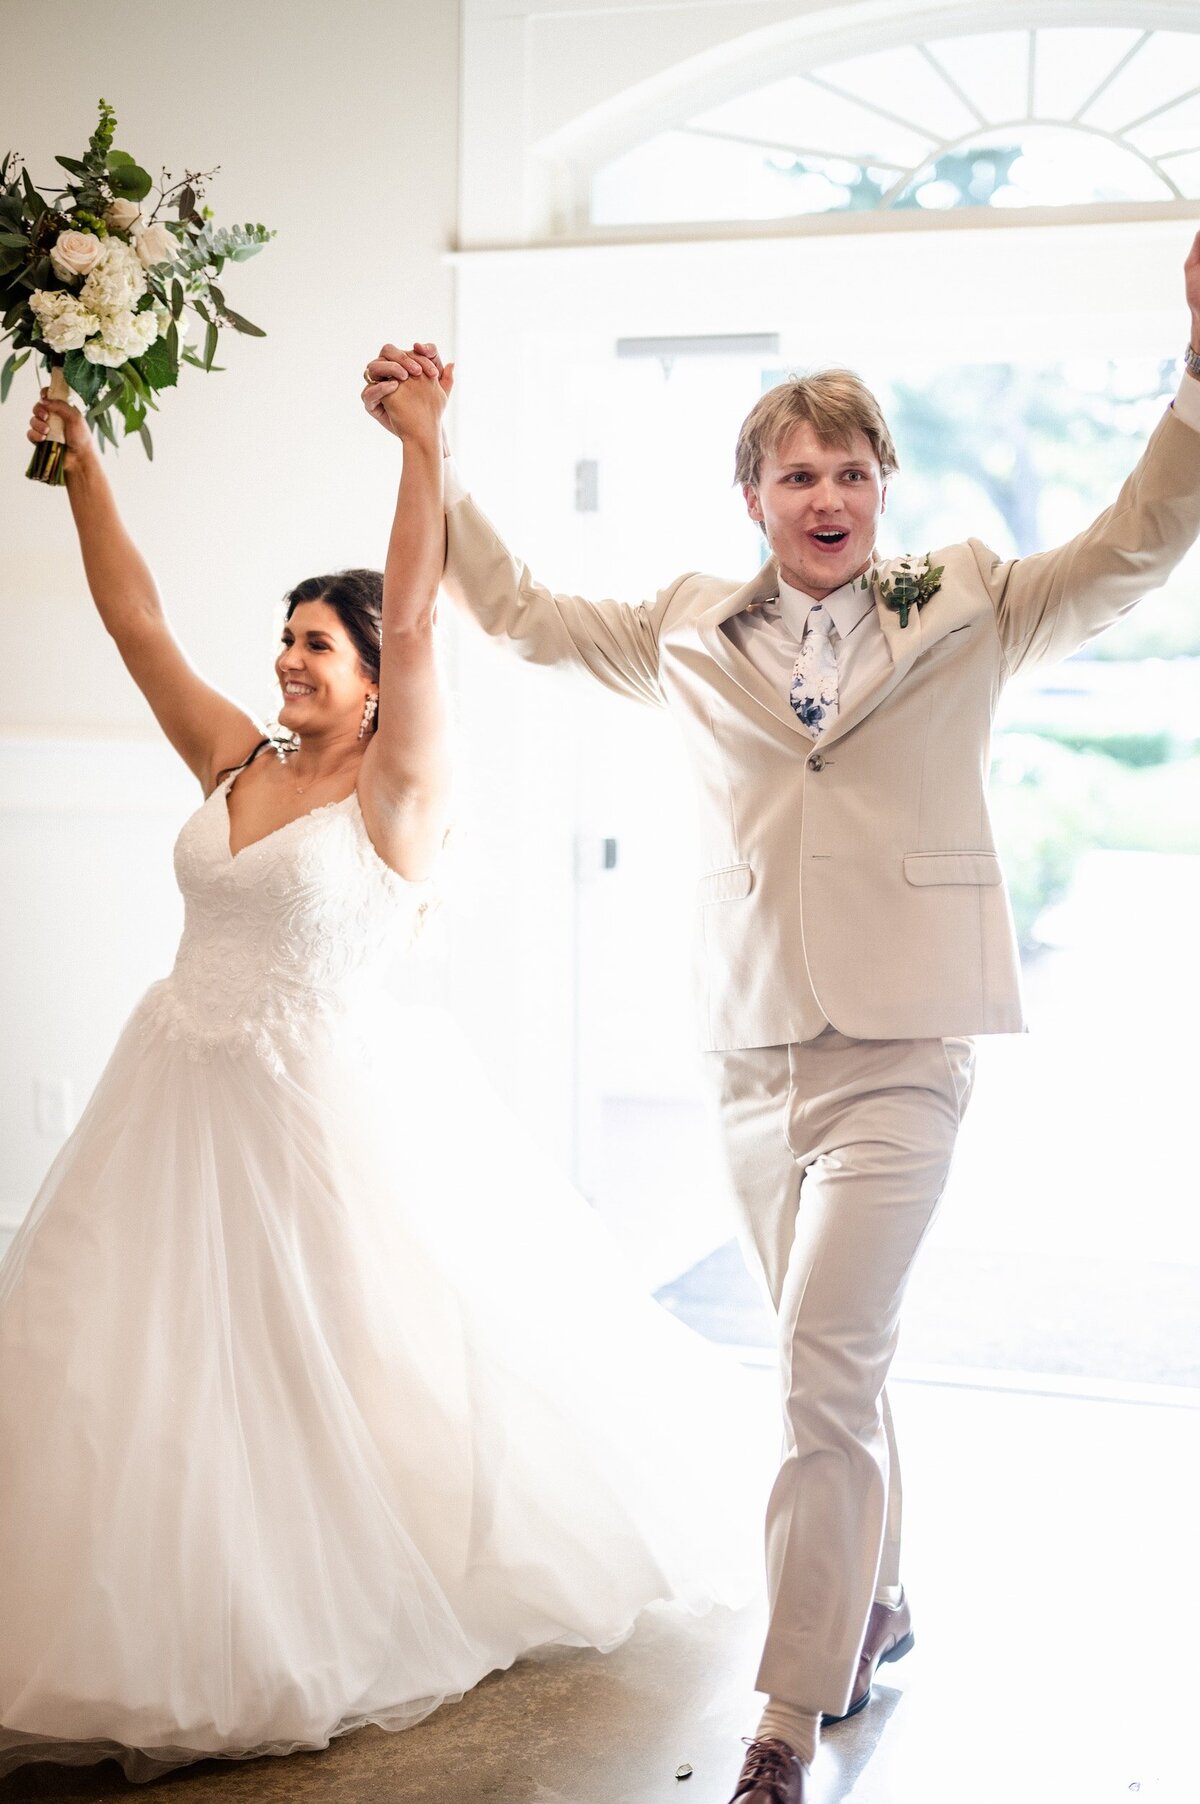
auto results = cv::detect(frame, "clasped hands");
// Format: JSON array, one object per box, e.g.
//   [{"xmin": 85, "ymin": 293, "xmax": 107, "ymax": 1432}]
[{"xmin": 362, "ymin": 342, "xmax": 453, "ymax": 445}]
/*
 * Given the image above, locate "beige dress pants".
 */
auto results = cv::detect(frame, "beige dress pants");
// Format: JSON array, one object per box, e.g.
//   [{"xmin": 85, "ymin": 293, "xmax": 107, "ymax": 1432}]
[{"xmin": 709, "ymin": 1029, "xmax": 975, "ymax": 1718}]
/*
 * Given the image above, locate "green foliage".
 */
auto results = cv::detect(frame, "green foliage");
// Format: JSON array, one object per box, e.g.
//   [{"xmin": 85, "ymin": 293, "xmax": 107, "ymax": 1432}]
[
  {"xmin": 0, "ymin": 347, "xmax": 29, "ymax": 399},
  {"xmin": 87, "ymin": 100, "xmax": 117, "ymax": 167},
  {"xmin": 63, "ymin": 348, "xmax": 104, "ymax": 407},
  {"xmin": 104, "ymin": 149, "xmax": 153, "ymax": 203},
  {"xmin": 135, "ymin": 332, "xmax": 178, "ymax": 391}
]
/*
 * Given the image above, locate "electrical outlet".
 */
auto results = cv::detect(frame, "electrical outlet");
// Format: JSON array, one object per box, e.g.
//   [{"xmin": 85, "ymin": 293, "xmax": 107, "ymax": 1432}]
[{"xmin": 34, "ymin": 1076, "xmax": 74, "ymax": 1139}]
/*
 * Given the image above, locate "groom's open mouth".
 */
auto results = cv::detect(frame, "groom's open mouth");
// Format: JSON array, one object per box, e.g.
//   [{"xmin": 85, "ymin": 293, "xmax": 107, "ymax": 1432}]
[{"xmin": 808, "ymin": 528, "xmax": 850, "ymax": 551}]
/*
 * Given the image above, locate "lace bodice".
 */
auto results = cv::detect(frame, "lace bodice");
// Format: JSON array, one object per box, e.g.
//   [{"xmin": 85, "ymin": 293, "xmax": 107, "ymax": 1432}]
[{"xmin": 137, "ymin": 780, "xmax": 432, "ymax": 1063}]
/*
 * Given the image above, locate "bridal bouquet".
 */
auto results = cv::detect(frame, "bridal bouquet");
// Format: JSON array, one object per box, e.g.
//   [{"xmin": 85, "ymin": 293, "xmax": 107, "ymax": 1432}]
[{"xmin": 1, "ymin": 100, "xmax": 273, "ymax": 483}]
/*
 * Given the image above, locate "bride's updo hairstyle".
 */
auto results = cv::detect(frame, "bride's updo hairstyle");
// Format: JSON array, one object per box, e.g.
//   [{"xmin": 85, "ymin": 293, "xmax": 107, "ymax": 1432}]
[{"xmin": 284, "ymin": 568, "xmax": 384, "ymax": 693}]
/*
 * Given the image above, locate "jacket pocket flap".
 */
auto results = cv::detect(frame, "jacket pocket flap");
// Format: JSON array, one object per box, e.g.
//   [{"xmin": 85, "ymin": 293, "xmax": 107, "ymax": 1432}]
[
  {"xmin": 904, "ymin": 852, "xmax": 1002, "ymax": 887},
  {"xmin": 698, "ymin": 863, "xmax": 753, "ymax": 904}
]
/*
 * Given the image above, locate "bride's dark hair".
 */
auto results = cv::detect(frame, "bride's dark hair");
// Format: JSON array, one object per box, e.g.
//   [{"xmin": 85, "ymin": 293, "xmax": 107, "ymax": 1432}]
[{"xmin": 284, "ymin": 568, "xmax": 383, "ymax": 685}]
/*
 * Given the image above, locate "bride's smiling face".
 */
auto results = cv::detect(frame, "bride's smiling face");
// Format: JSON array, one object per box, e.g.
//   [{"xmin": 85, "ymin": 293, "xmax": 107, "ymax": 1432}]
[{"xmin": 275, "ymin": 600, "xmax": 373, "ymax": 736}]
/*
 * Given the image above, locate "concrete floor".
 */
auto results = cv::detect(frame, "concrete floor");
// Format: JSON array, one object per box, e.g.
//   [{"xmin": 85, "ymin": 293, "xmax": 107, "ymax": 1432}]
[{"xmin": 2, "ymin": 1375, "xmax": 1196, "ymax": 1804}]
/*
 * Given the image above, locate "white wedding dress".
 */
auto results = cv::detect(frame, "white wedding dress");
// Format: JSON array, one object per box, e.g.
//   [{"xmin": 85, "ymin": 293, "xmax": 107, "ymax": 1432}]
[{"xmin": 0, "ymin": 773, "xmax": 761, "ymax": 1782}]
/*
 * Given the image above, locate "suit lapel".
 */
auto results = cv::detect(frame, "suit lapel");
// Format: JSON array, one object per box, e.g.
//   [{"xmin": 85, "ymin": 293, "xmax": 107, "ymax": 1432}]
[
  {"xmin": 693, "ymin": 558, "xmax": 817, "ymax": 742},
  {"xmin": 818, "ymin": 584, "xmax": 925, "ymax": 747}
]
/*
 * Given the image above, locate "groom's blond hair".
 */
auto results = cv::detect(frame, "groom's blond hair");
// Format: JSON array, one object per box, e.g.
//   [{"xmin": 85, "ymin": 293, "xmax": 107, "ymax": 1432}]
[{"xmin": 735, "ymin": 369, "xmax": 898, "ymax": 487}]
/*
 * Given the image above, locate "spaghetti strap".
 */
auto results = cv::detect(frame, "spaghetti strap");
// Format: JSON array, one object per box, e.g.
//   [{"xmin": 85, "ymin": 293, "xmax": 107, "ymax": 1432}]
[{"xmin": 217, "ymin": 737, "xmax": 272, "ymax": 792}]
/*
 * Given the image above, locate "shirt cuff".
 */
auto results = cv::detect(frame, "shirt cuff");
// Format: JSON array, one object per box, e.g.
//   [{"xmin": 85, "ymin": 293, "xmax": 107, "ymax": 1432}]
[
  {"xmin": 442, "ymin": 452, "xmax": 468, "ymax": 507},
  {"xmin": 1172, "ymin": 371, "xmax": 1200, "ymax": 434}
]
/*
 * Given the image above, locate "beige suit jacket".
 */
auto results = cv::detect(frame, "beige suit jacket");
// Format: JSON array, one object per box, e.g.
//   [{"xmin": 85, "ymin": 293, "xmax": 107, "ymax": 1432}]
[{"xmin": 443, "ymin": 406, "xmax": 1200, "ymax": 1050}]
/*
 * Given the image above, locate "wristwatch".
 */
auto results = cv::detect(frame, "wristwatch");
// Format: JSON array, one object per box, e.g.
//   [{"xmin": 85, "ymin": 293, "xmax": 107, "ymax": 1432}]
[{"xmin": 1185, "ymin": 342, "xmax": 1200, "ymax": 381}]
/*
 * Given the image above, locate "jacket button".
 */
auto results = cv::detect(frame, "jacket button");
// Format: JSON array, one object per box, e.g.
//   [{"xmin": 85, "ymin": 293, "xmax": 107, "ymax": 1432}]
[{"xmin": 808, "ymin": 752, "xmax": 825, "ymax": 772}]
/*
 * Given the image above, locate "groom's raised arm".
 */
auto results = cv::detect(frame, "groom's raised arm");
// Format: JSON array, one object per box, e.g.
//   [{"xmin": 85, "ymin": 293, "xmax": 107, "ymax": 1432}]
[
  {"xmin": 440, "ymin": 463, "xmax": 679, "ymax": 707},
  {"xmin": 362, "ymin": 341, "xmax": 677, "ymax": 707}
]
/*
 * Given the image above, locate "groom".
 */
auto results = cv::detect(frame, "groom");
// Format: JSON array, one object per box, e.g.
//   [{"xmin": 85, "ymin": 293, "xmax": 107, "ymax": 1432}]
[{"xmin": 365, "ymin": 231, "xmax": 1200, "ymax": 1802}]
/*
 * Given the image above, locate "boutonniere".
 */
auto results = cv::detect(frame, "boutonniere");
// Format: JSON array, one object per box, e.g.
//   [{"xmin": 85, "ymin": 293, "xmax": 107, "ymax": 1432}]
[{"xmin": 860, "ymin": 554, "xmax": 944, "ymax": 629}]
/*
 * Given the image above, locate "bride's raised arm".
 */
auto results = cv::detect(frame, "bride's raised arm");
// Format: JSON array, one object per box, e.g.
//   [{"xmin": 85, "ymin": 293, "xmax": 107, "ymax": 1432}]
[
  {"xmin": 27, "ymin": 390, "xmax": 262, "ymax": 792},
  {"xmin": 357, "ymin": 345, "xmax": 455, "ymax": 880}
]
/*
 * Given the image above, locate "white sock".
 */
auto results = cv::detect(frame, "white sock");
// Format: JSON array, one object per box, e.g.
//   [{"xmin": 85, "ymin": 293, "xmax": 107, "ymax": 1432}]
[
  {"xmin": 755, "ymin": 1700, "xmax": 820, "ymax": 1768},
  {"xmin": 874, "ymin": 1583, "xmax": 903, "ymax": 1608}
]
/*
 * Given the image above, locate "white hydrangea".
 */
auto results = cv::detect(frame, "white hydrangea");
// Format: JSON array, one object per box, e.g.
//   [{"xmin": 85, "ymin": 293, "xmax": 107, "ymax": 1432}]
[
  {"xmin": 79, "ymin": 237, "xmax": 147, "ymax": 318},
  {"xmin": 82, "ymin": 307, "xmax": 159, "ymax": 366},
  {"xmin": 29, "ymin": 289, "xmax": 103, "ymax": 353}
]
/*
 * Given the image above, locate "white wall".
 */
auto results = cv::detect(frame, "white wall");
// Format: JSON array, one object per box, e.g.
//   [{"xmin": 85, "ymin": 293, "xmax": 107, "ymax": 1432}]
[{"xmin": 1, "ymin": 0, "xmax": 461, "ymax": 1222}]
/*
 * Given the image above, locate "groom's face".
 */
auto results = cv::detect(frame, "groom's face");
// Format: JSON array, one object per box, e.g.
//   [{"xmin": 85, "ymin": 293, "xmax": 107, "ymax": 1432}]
[{"xmin": 744, "ymin": 422, "xmax": 885, "ymax": 600}]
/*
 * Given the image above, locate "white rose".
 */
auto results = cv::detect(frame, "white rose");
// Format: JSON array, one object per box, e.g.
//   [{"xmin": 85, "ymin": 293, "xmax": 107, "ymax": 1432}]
[
  {"xmin": 134, "ymin": 223, "xmax": 176, "ymax": 269},
  {"xmin": 104, "ymin": 199, "xmax": 142, "ymax": 235},
  {"xmin": 80, "ymin": 238, "xmax": 146, "ymax": 317},
  {"xmin": 49, "ymin": 230, "xmax": 104, "ymax": 282},
  {"xmin": 29, "ymin": 289, "xmax": 103, "ymax": 353},
  {"xmin": 152, "ymin": 301, "xmax": 171, "ymax": 338}
]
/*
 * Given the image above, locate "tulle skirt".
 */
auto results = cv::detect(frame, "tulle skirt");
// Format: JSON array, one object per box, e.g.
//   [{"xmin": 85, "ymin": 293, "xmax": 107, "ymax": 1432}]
[{"xmin": 0, "ymin": 1000, "xmax": 763, "ymax": 1780}]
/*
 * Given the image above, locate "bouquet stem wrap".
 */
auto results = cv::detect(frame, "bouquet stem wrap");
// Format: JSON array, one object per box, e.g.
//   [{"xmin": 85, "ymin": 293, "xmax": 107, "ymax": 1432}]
[{"xmin": 26, "ymin": 367, "xmax": 70, "ymax": 487}]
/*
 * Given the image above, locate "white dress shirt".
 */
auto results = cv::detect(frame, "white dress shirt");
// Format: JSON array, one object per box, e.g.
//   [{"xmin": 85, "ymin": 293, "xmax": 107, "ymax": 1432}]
[{"xmin": 722, "ymin": 569, "xmax": 890, "ymax": 718}]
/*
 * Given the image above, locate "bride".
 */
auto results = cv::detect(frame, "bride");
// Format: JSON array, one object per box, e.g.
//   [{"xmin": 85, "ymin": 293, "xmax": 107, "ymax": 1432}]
[{"xmin": 0, "ymin": 353, "xmax": 759, "ymax": 1780}]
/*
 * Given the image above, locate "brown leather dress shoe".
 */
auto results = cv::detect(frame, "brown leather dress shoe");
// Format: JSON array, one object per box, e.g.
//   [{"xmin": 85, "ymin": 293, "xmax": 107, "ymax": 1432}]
[
  {"xmin": 821, "ymin": 1589, "xmax": 915, "ymax": 1727},
  {"xmin": 727, "ymin": 1737, "xmax": 808, "ymax": 1803}
]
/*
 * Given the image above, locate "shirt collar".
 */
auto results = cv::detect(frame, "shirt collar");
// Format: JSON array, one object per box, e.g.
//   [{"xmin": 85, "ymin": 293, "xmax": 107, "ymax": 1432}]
[{"xmin": 776, "ymin": 569, "xmax": 875, "ymax": 641}]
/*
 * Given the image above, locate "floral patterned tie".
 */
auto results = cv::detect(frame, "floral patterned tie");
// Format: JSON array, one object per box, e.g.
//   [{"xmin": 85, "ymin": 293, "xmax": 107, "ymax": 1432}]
[{"xmin": 789, "ymin": 603, "xmax": 839, "ymax": 734}]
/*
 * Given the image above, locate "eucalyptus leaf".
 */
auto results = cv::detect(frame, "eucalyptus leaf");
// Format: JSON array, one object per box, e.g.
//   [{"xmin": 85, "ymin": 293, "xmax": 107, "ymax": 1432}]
[
  {"xmin": 87, "ymin": 101, "xmax": 117, "ymax": 168},
  {"xmin": 20, "ymin": 169, "xmax": 46, "ymax": 219},
  {"xmin": 105, "ymin": 149, "xmax": 134, "ymax": 169},
  {"xmin": 55, "ymin": 156, "xmax": 88, "ymax": 177},
  {"xmin": 1, "ymin": 347, "xmax": 30, "ymax": 401},
  {"xmin": 203, "ymin": 320, "xmax": 218, "ymax": 371},
  {"xmin": 220, "ymin": 305, "xmax": 265, "ymax": 337},
  {"xmin": 137, "ymin": 421, "xmax": 153, "ymax": 460},
  {"xmin": 117, "ymin": 386, "xmax": 145, "ymax": 433},
  {"xmin": 123, "ymin": 361, "xmax": 151, "ymax": 400},
  {"xmin": 0, "ymin": 230, "xmax": 29, "ymax": 249},
  {"xmin": 170, "ymin": 278, "xmax": 184, "ymax": 319},
  {"xmin": 86, "ymin": 385, "xmax": 121, "ymax": 423},
  {"xmin": 108, "ymin": 162, "xmax": 153, "ymax": 203}
]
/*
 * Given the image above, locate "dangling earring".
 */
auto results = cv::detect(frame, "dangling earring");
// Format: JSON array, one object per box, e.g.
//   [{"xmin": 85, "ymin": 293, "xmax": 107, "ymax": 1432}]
[{"xmin": 358, "ymin": 693, "xmax": 378, "ymax": 739}]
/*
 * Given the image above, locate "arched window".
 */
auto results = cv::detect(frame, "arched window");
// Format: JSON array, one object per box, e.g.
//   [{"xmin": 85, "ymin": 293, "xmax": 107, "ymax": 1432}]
[{"xmin": 589, "ymin": 26, "xmax": 1200, "ymax": 228}]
